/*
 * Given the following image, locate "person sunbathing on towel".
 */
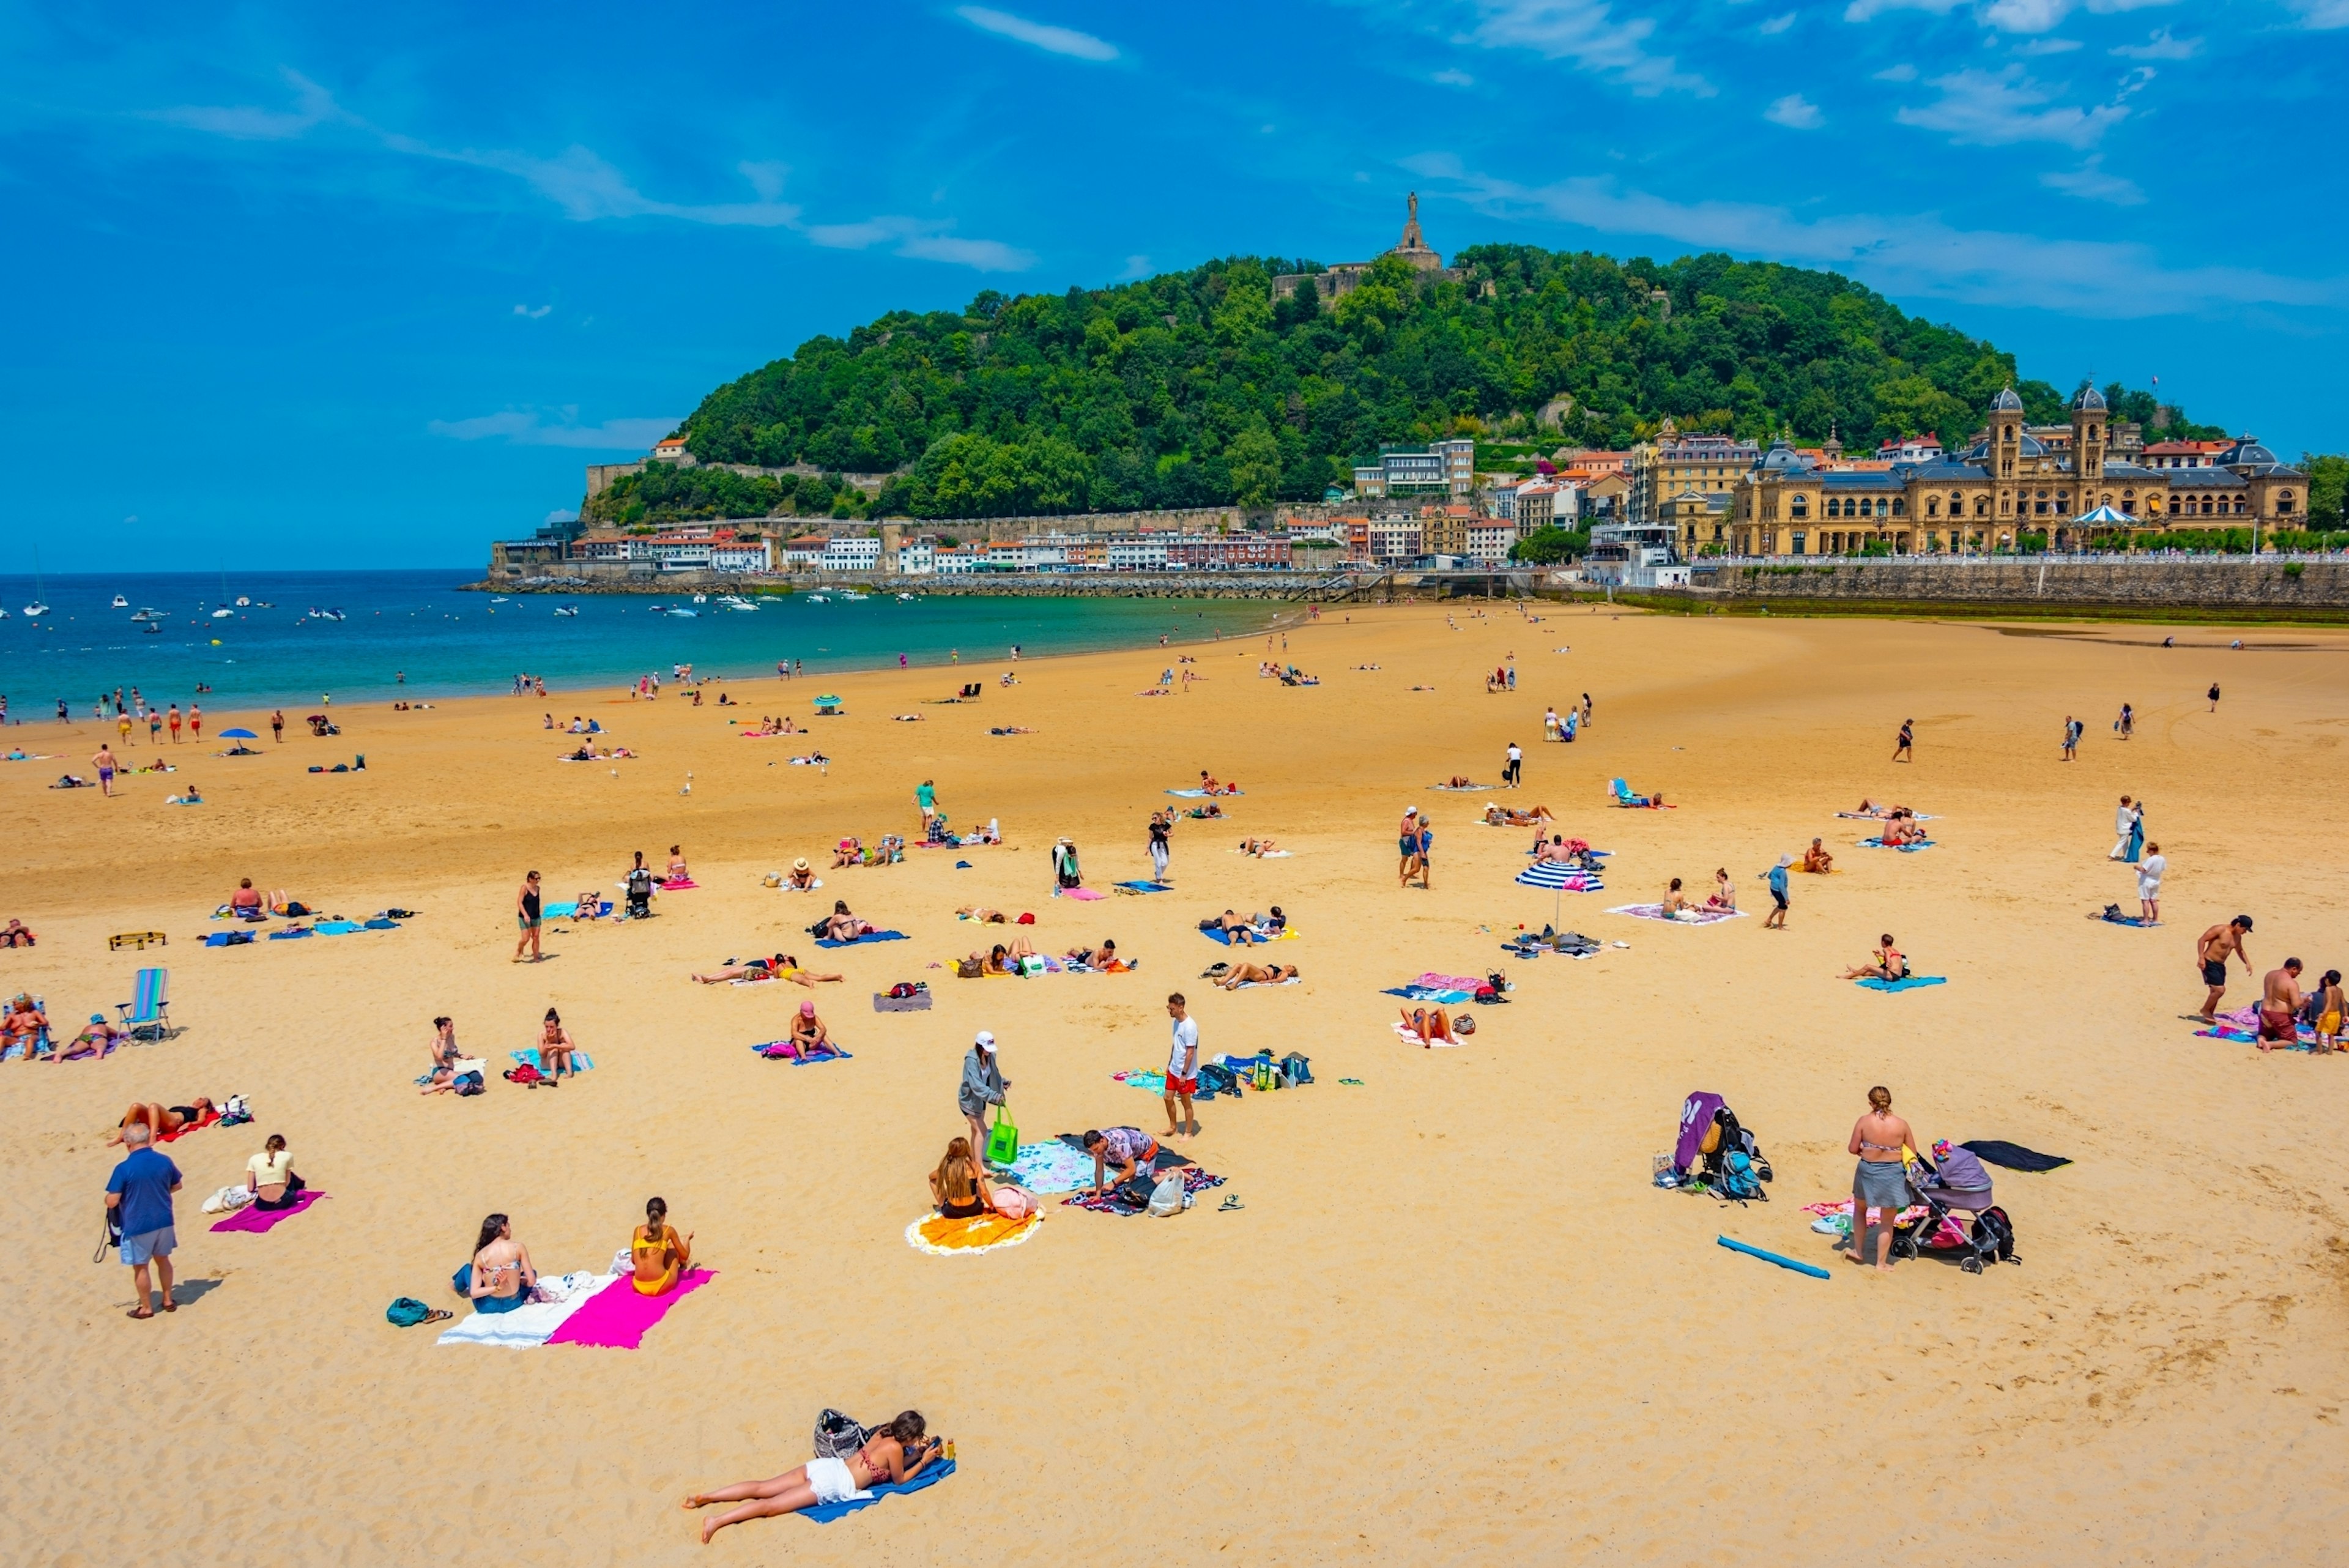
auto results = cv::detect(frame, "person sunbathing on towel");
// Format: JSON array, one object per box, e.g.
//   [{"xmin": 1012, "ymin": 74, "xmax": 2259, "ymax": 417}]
[
  {"xmin": 1802, "ymin": 838, "xmax": 1835, "ymax": 873},
  {"xmin": 956, "ymin": 905, "xmax": 1009, "ymax": 923},
  {"xmin": 55, "ymin": 1014, "xmax": 124, "ymax": 1062},
  {"xmin": 1239, "ymin": 837, "xmax": 1280, "ymax": 857},
  {"xmin": 229, "ymin": 878, "xmax": 264, "ymax": 918},
  {"xmin": 4, "ymin": 995, "xmax": 49, "ymax": 1059},
  {"xmin": 630, "ymin": 1195, "xmax": 693, "ymax": 1296},
  {"xmin": 684, "ymin": 1412, "xmax": 942, "ymax": 1543},
  {"xmin": 929, "ymin": 1136, "xmax": 995, "ymax": 1219},
  {"xmin": 1707, "ymin": 868, "xmax": 1737, "ymax": 910},
  {"xmin": 1215, "ymin": 909, "xmax": 1260, "ymax": 945},
  {"xmin": 420, "ymin": 1016, "xmax": 464, "ymax": 1093},
  {"xmin": 695, "ymin": 954, "xmax": 785, "ymax": 983},
  {"xmin": 1083, "ymin": 1126, "xmax": 1160, "ymax": 1194},
  {"xmin": 664, "ymin": 845, "xmax": 689, "ymax": 882},
  {"xmin": 569, "ymin": 887, "xmax": 604, "ymax": 922},
  {"xmin": 830, "ymin": 838, "xmax": 863, "ymax": 869},
  {"xmin": 565, "ymin": 742, "xmax": 596, "ymax": 761},
  {"xmin": 1220, "ymin": 961, "xmax": 1298, "ymax": 989},
  {"xmin": 1444, "ymin": 775, "xmax": 1473, "ymax": 789},
  {"xmin": 107, "ymin": 1098, "xmax": 218, "ymax": 1143},
  {"xmin": 1187, "ymin": 802, "xmax": 1225, "ymax": 820},
  {"xmin": 1880, "ymin": 817, "xmax": 1925, "ymax": 847},
  {"xmin": 1064, "ymin": 938, "xmax": 1125, "ymax": 970},
  {"xmin": 1400, "ymin": 1006, "xmax": 1455, "ymax": 1046},
  {"xmin": 1199, "ymin": 771, "xmax": 1222, "ymax": 795},
  {"xmin": 461, "ymin": 1213, "xmax": 538, "ymax": 1313},
  {"xmin": 1841, "ymin": 934, "xmax": 1910, "ymax": 982},
  {"xmin": 537, "ymin": 1008, "xmax": 579, "ymax": 1077},
  {"xmin": 822, "ymin": 901, "xmax": 874, "ymax": 942},
  {"xmin": 0, "ymin": 918, "xmax": 32, "ymax": 948},
  {"xmin": 785, "ymin": 858, "xmax": 817, "ymax": 890},
  {"xmin": 1660, "ymin": 878, "xmax": 1692, "ymax": 915},
  {"xmin": 788, "ymin": 1000, "xmax": 840, "ymax": 1059}
]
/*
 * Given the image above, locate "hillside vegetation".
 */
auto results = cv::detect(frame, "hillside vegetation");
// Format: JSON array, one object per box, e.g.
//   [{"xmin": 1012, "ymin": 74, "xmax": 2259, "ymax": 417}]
[{"xmin": 607, "ymin": 246, "xmax": 2239, "ymax": 524}]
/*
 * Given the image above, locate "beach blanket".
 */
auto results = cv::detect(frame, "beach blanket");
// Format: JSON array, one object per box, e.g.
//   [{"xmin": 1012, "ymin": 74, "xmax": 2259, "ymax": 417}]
[
  {"xmin": 1960, "ymin": 1140, "xmax": 2072, "ymax": 1172},
  {"xmin": 1231, "ymin": 975, "xmax": 1301, "ymax": 987},
  {"xmin": 210, "ymin": 1191, "xmax": 327, "ymax": 1233},
  {"xmin": 1001, "ymin": 1139, "xmax": 1096, "ymax": 1193},
  {"xmin": 904, "ymin": 1212, "xmax": 1041, "ymax": 1257},
  {"xmin": 801, "ymin": 1458, "xmax": 957, "ymax": 1525},
  {"xmin": 1053, "ymin": 886, "xmax": 1105, "ymax": 901},
  {"xmin": 815, "ymin": 929, "xmax": 908, "ymax": 948},
  {"xmin": 437, "ymin": 1271, "xmax": 612, "ymax": 1348},
  {"xmin": 1114, "ymin": 1069, "xmax": 1167, "ymax": 1092},
  {"xmin": 752, "ymin": 1041, "xmax": 853, "ymax": 1065},
  {"xmin": 544, "ymin": 901, "xmax": 613, "ymax": 919},
  {"xmin": 656, "ymin": 877, "xmax": 699, "ymax": 890},
  {"xmin": 1857, "ymin": 838, "xmax": 1935, "ymax": 852},
  {"xmin": 1430, "ymin": 782, "xmax": 1499, "ymax": 792},
  {"xmin": 156, "ymin": 1109, "xmax": 221, "ymax": 1143},
  {"xmin": 512, "ymin": 1048, "xmax": 596, "ymax": 1072},
  {"xmin": 1201, "ymin": 925, "xmax": 1296, "ymax": 946},
  {"xmin": 1231, "ymin": 849, "xmax": 1294, "ymax": 858},
  {"xmin": 1113, "ymin": 880, "xmax": 1173, "ymax": 894},
  {"xmin": 265, "ymin": 927, "xmax": 309, "ymax": 942},
  {"xmin": 872, "ymin": 990, "xmax": 933, "ymax": 1012},
  {"xmin": 2095, "ymin": 910, "xmax": 2159, "ymax": 927},
  {"xmin": 1855, "ymin": 976, "xmax": 1948, "ymax": 992},
  {"xmin": 1836, "ymin": 811, "xmax": 1939, "ymax": 820},
  {"xmin": 2192, "ymin": 1003, "xmax": 2318, "ymax": 1048},
  {"xmin": 1063, "ymin": 1165, "xmax": 1224, "ymax": 1215},
  {"xmin": 1803, "ymin": 1197, "xmax": 1929, "ymax": 1235},
  {"xmin": 545, "ymin": 1269, "xmax": 713, "ymax": 1348},
  {"xmin": 1392, "ymin": 1020, "xmax": 1463, "ymax": 1048},
  {"xmin": 1384, "ymin": 986, "xmax": 1474, "ymax": 1005},
  {"xmin": 1607, "ymin": 904, "xmax": 1746, "ymax": 926},
  {"xmin": 1165, "ymin": 788, "xmax": 1242, "ymax": 798}
]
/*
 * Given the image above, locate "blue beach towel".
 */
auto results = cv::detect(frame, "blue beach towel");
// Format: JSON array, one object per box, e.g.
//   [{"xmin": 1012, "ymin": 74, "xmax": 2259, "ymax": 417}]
[
  {"xmin": 1113, "ymin": 880, "xmax": 1174, "ymax": 893},
  {"xmin": 1201, "ymin": 926, "xmax": 1291, "ymax": 946},
  {"xmin": 313, "ymin": 920, "xmax": 363, "ymax": 935},
  {"xmin": 266, "ymin": 927, "xmax": 314, "ymax": 940},
  {"xmin": 815, "ymin": 930, "xmax": 908, "ymax": 949},
  {"xmin": 751, "ymin": 1042, "xmax": 853, "ymax": 1065},
  {"xmin": 511, "ymin": 1049, "xmax": 595, "ymax": 1072},
  {"xmin": 801, "ymin": 1458, "xmax": 955, "ymax": 1523},
  {"xmin": 1382, "ymin": 985, "xmax": 1474, "ymax": 1004},
  {"xmin": 1857, "ymin": 838, "xmax": 1934, "ymax": 853},
  {"xmin": 2098, "ymin": 910, "xmax": 2159, "ymax": 927},
  {"xmin": 1856, "ymin": 975, "xmax": 1948, "ymax": 992}
]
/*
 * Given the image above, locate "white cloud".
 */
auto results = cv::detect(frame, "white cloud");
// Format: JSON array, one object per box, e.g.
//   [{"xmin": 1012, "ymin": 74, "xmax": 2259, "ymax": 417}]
[
  {"xmin": 513, "ymin": 303, "xmax": 552, "ymax": 319},
  {"xmin": 1842, "ymin": 0, "xmax": 1964, "ymax": 23},
  {"xmin": 954, "ymin": 6, "xmax": 1119, "ymax": 60},
  {"xmin": 146, "ymin": 76, "xmax": 1033, "ymax": 269},
  {"xmin": 1766, "ymin": 92, "xmax": 1824, "ymax": 127},
  {"xmin": 1469, "ymin": 0, "xmax": 1713, "ymax": 96},
  {"xmin": 1759, "ymin": 10, "xmax": 1797, "ymax": 30},
  {"xmin": 1896, "ymin": 65, "xmax": 2126, "ymax": 147},
  {"xmin": 2285, "ymin": 0, "xmax": 2349, "ymax": 25},
  {"xmin": 428, "ymin": 411, "xmax": 680, "ymax": 449},
  {"xmin": 1874, "ymin": 62, "xmax": 1919, "ymax": 80},
  {"xmin": 543, "ymin": 508, "xmax": 579, "ymax": 525},
  {"xmin": 1433, "ymin": 67, "xmax": 1477, "ymax": 83},
  {"xmin": 1399, "ymin": 151, "xmax": 2339, "ymax": 317},
  {"xmin": 2016, "ymin": 36, "xmax": 2084, "ymax": 53},
  {"xmin": 1984, "ymin": 0, "xmax": 2070, "ymax": 31},
  {"xmin": 2110, "ymin": 25, "xmax": 2199, "ymax": 56},
  {"xmin": 809, "ymin": 215, "xmax": 1034, "ymax": 271},
  {"xmin": 2041, "ymin": 157, "xmax": 2146, "ymax": 204},
  {"xmin": 1119, "ymin": 254, "xmax": 1152, "ymax": 279}
]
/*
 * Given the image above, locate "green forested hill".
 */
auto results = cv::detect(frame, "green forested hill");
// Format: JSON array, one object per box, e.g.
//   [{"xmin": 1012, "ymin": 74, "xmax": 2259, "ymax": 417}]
[{"xmin": 598, "ymin": 246, "xmax": 2225, "ymax": 525}]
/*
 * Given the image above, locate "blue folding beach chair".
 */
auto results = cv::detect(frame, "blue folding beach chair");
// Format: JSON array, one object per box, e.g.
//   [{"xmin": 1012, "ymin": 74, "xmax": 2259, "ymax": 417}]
[
  {"xmin": 115, "ymin": 967, "xmax": 171, "ymax": 1041},
  {"xmin": 1609, "ymin": 778, "xmax": 1651, "ymax": 808}
]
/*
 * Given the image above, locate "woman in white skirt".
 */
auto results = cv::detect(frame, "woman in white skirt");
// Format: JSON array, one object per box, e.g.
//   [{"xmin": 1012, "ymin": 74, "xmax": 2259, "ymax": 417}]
[{"xmin": 685, "ymin": 1412, "xmax": 944, "ymax": 1542}]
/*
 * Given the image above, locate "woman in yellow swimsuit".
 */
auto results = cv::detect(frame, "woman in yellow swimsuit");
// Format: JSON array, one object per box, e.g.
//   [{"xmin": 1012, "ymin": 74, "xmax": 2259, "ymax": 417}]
[{"xmin": 630, "ymin": 1196, "xmax": 693, "ymax": 1296}]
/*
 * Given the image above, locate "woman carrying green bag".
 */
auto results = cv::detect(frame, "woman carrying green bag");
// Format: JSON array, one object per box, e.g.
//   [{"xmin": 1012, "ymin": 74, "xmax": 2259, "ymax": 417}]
[{"xmin": 960, "ymin": 1030, "xmax": 1012, "ymax": 1164}]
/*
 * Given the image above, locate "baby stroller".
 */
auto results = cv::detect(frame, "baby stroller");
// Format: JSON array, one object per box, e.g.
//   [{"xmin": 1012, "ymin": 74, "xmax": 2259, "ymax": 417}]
[
  {"xmin": 623, "ymin": 867, "xmax": 655, "ymax": 920},
  {"xmin": 1890, "ymin": 1156, "xmax": 2018, "ymax": 1273}
]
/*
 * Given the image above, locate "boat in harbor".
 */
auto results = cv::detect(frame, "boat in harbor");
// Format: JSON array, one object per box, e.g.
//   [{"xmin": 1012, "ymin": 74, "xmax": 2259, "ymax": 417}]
[
  {"xmin": 552, "ymin": 604, "xmax": 581, "ymax": 617},
  {"xmin": 112, "ymin": 593, "xmax": 130, "ymax": 608}
]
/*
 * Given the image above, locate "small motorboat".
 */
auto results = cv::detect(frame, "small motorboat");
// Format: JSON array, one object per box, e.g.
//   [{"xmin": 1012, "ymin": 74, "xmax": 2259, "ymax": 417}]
[
  {"xmin": 313, "ymin": 608, "xmax": 346, "ymax": 621},
  {"xmin": 23, "ymin": 601, "xmax": 48, "ymax": 618},
  {"xmin": 130, "ymin": 607, "xmax": 165, "ymax": 622},
  {"xmin": 838, "ymin": 591, "xmax": 870, "ymax": 601},
  {"xmin": 804, "ymin": 593, "xmax": 830, "ymax": 603},
  {"xmin": 691, "ymin": 593, "xmax": 708, "ymax": 604},
  {"xmin": 234, "ymin": 595, "xmax": 251, "ymax": 607},
  {"xmin": 664, "ymin": 606, "xmax": 699, "ymax": 618},
  {"xmin": 210, "ymin": 608, "xmax": 234, "ymax": 619},
  {"xmin": 717, "ymin": 595, "xmax": 757, "ymax": 612},
  {"xmin": 112, "ymin": 593, "xmax": 130, "ymax": 608},
  {"xmin": 895, "ymin": 592, "xmax": 918, "ymax": 601},
  {"xmin": 491, "ymin": 595, "xmax": 511, "ymax": 604},
  {"xmin": 552, "ymin": 604, "xmax": 581, "ymax": 618}
]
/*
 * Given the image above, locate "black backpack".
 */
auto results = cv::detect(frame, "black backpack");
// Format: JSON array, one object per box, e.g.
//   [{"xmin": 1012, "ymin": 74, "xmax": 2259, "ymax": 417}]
[{"xmin": 1975, "ymin": 1206, "xmax": 2019, "ymax": 1263}]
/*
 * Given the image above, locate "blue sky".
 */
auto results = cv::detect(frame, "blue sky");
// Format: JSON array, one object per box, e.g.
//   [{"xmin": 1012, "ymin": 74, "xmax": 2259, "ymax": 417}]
[{"xmin": 2, "ymin": 0, "xmax": 2341, "ymax": 570}]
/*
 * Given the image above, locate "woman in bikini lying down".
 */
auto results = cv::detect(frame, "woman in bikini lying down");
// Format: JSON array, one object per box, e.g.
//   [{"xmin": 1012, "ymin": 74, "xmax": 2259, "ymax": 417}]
[
  {"xmin": 1400, "ymin": 1007, "xmax": 1455, "ymax": 1046},
  {"xmin": 1220, "ymin": 961, "xmax": 1298, "ymax": 989},
  {"xmin": 692, "ymin": 954, "xmax": 844, "ymax": 986},
  {"xmin": 684, "ymin": 1413, "xmax": 943, "ymax": 1542},
  {"xmin": 1238, "ymin": 837, "xmax": 1280, "ymax": 857},
  {"xmin": 107, "ymin": 1098, "xmax": 218, "ymax": 1144}
]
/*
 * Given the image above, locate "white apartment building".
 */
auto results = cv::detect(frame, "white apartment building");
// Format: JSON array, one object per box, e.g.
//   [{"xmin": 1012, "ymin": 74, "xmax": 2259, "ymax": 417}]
[
  {"xmin": 894, "ymin": 540, "xmax": 936, "ymax": 575},
  {"xmin": 709, "ymin": 539, "xmax": 773, "ymax": 573},
  {"xmin": 818, "ymin": 535, "xmax": 883, "ymax": 573},
  {"xmin": 1468, "ymin": 521, "xmax": 1515, "ymax": 562},
  {"xmin": 933, "ymin": 547, "xmax": 980, "ymax": 575},
  {"xmin": 1368, "ymin": 517, "xmax": 1423, "ymax": 563},
  {"xmin": 1108, "ymin": 537, "xmax": 1170, "ymax": 570}
]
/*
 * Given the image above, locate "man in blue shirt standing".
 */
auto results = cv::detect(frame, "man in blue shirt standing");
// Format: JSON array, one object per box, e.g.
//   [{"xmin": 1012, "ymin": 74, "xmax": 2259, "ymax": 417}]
[
  {"xmin": 105, "ymin": 1121, "xmax": 183, "ymax": 1318},
  {"xmin": 1764, "ymin": 854, "xmax": 1792, "ymax": 930}
]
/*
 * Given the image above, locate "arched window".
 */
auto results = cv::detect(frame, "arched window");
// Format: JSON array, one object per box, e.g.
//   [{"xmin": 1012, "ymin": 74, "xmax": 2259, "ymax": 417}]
[
  {"xmin": 1974, "ymin": 497, "xmax": 1989, "ymax": 518},
  {"xmin": 1892, "ymin": 497, "xmax": 1906, "ymax": 516},
  {"xmin": 1826, "ymin": 497, "xmax": 1841, "ymax": 518},
  {"xmin": 2280, "ymin": 491, "xmax": 2297, "ymax": 514},
  {"xmin": 1926, "ymin": 497, "xmax": 1942, "ymax": 518},
  {"xmin": 1790, "ymin": 496, "xmax": 1809, "ymax": 519}
]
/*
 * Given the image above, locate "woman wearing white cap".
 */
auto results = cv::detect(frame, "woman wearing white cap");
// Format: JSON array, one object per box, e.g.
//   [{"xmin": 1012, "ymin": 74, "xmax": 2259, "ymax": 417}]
[{"xmin": 959, "ymin": 1030, "xmax": 1009, "ymax": 1158}]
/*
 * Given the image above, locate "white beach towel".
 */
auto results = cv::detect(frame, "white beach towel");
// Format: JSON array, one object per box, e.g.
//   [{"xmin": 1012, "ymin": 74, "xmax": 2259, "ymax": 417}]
[{"xmin": 436, "ymin": 1270, "xmax": 610, "ymax": 1348}]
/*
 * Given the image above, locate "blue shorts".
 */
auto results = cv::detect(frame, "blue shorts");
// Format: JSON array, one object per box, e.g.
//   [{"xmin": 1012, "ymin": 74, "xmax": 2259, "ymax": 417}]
[{"xmin": 121, "ymin": 1225, "xmax": 176, "ymax": 1266}]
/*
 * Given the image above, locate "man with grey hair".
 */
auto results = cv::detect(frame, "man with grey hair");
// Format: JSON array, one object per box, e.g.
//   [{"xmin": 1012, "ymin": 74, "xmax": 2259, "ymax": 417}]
[{"xmin": 105, "ymin": 1120, "xmax": 184, "ymax": 1318}]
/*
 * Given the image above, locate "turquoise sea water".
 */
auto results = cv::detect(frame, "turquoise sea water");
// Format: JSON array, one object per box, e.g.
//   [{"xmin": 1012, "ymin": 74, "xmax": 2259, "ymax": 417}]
[{"xmin": 0, "ymin": 570, "xmax": 1286, "ymax": 713}]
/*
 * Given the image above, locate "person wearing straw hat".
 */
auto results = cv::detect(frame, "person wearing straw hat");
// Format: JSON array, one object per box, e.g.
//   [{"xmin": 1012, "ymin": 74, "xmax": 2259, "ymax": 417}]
[{"xmin": 786, "ymin": 858, "xmax": 817, "ymax": 891}]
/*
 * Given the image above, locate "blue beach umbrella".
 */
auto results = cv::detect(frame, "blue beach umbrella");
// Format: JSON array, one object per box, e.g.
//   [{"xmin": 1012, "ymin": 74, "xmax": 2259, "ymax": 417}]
[
  {"xmin": 1515, "ymin": 858, "xmax": 1600, "ymax": 927},
  {"xmin": 218, "ymin": 726, "xmax": 261, "ymax": 755}
]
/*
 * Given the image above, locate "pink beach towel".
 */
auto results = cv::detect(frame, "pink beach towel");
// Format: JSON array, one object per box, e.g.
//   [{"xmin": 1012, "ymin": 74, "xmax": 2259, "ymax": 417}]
[
  {"xmin": 210, "ymin": 1191, "xmax": 328, "ymax": 1233},
  {"xmin": 546, "ymin": 1268, "xmax": 714, "ymax": 1349},
  {"xmin": 1057, "ymin": 887, "xmax": 1105, "ymax": 901},
  {"xmin": 1415, "ymin": 972, "xmax": 1485, "ymax": 991}
]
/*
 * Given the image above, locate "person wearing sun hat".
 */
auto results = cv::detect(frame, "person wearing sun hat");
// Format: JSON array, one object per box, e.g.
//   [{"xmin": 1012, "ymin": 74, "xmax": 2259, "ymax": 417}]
[
  {"xmin": 959, "ymin": 1030, "xmax": 1009, "ymax": 1157},
  {"xmin": 787, "ymin": 857, "xmax": 816, "ymax": 890},
  {"xmin": 1398, "ymin": 805, "xmax": 1420, "ymax": 888},
  {"xmin": 1764, "ymin": 854, "xmax": 1793, "ymax": 929}
]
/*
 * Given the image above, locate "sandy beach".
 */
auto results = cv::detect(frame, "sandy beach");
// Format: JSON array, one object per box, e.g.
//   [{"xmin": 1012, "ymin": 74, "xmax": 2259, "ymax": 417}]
[{"xmin": 9, "ymin": 603, "xmax": 2349, "ymax": 1564}]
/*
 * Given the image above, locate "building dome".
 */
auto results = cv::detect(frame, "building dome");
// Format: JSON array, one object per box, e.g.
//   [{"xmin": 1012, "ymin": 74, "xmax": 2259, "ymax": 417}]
[
  {"xmin": 2073, "ymin": 384, "xmax": 2106, "ymax": 412},
  {"xmin": 1759, "ymin": 438, "xmax": 1811, "ymax": 473},
  {"xmin": 2222, "ymin": 434, "xmax": 2279, "ymax": 467},
  {"xmin": 1991, "ymin": 386, "xmax": 2024, "ymax": 412}
]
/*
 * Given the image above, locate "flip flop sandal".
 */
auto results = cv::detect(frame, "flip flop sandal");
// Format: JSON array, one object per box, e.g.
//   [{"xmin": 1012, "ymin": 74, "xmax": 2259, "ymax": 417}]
[
  {"xmin": 423, "ymin": 1309, "xmax": 455, "ymax": 1325},
  {"xmin": 1219, "ymin": 1195, "xmax": 1244, "ymax": 1211}
]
